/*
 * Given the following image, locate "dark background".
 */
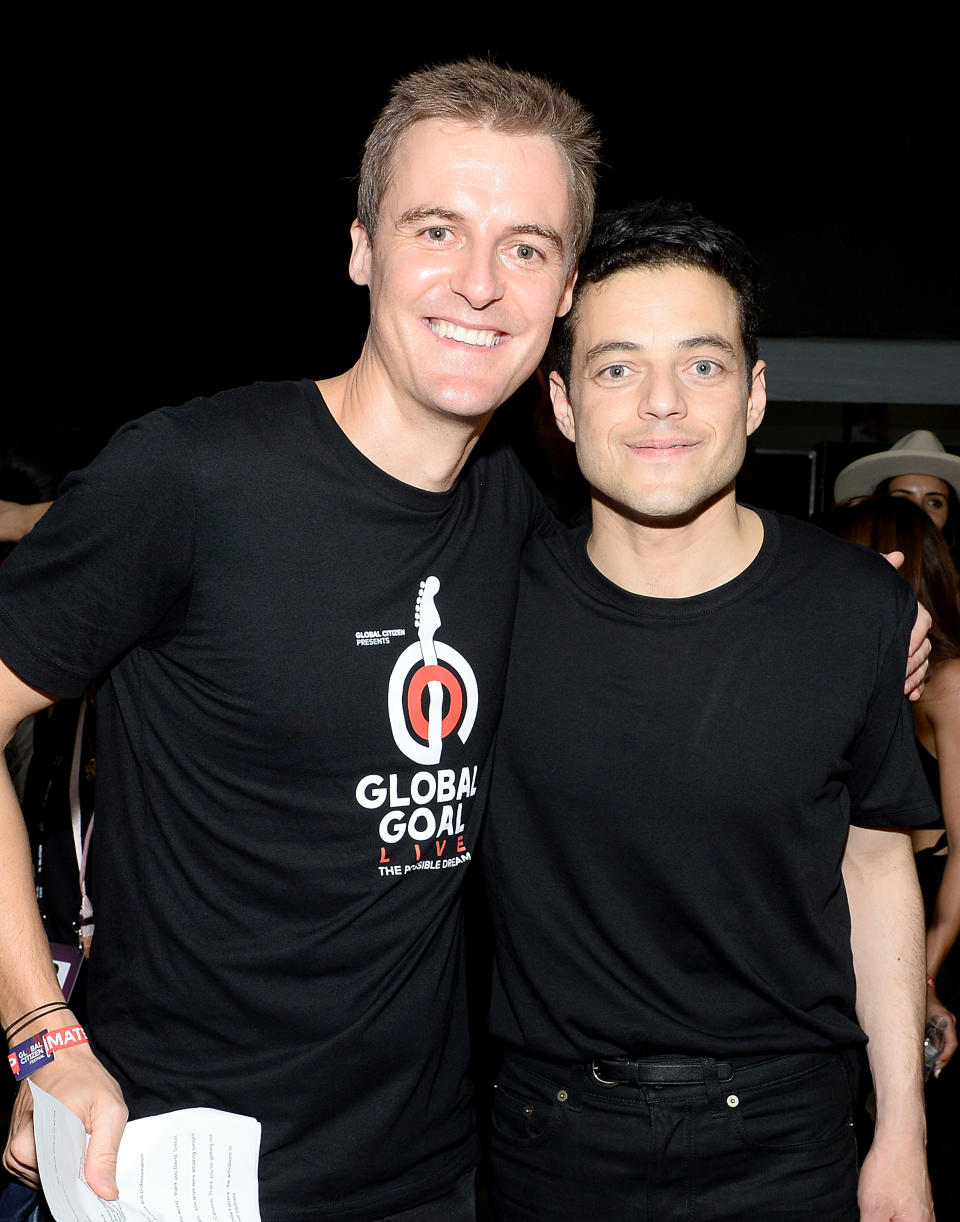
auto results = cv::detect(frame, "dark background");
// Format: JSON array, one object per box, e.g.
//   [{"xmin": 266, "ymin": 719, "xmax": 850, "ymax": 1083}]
[
  {"xmin": 0, "ymin": 29, "xmax": 955, "ymax": 1206},
  {"xmin": 15, "ymin": 30, "xmax": 954, "ymax": 455}
]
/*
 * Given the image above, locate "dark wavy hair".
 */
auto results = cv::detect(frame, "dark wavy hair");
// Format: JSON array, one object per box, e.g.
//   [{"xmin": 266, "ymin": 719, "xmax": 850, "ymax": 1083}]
[
  {"xmin": 872, "ymin": 476, "xmax": 960, "ymax": 559},
  {"xmin": 825, "ymin": 496, "xmax": 960, "ymax": 666},
  {"xmin": 549, "ymin": 199, "xmax": 762, "ymax": 388}
]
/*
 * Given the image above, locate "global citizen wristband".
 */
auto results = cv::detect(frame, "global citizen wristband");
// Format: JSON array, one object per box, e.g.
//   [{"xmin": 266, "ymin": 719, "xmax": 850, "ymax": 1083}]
[{"xmin": 7, "ymin": 1025, "xmax": 89, "ymax": 1081}]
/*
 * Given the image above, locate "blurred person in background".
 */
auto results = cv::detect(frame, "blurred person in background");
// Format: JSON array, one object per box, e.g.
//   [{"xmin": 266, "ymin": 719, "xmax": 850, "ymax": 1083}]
[
  {"xmin": 834, "ymin": 430, "xmax": 960, "ymax": 573},
  {"xmin": 826, "ymin": 494, "xmax": 960, "ymax": 1217}
]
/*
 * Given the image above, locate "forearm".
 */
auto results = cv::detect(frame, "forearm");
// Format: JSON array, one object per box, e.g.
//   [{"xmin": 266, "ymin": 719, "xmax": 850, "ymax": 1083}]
[
  {"xmin": 843, "ymin": 827, "xmax": 926, "ymax": 1136},
  {"xmin": 2, "ymin": 701, "xmax": 127, "ymax": 1198},
  {"xmin": 843, "ymin": 826, "xmax": 932, "ymax": 1218},
  {"xmin": 0, "ymin": 756, "xmax": 66, "ymax": 1030}
]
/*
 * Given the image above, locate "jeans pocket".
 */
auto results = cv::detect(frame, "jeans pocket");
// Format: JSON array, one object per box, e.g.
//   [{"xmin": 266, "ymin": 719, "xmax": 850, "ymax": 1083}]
[
  {"xmin": 490, "ymin": 1061, "xmax": 565, "ymax": 1149},
  {"xmin": 729, "ymin": 1056, "xmax": 855, "ymax": 1153}
]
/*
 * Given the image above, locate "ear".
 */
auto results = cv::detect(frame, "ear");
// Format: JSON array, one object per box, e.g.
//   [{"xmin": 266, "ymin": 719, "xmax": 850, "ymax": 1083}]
[
  {"xmin": 549, "ymin": 371, "xmax": 577, "ymax": 444},
  {"xmin": 556, "ymin": 267, "xmax": 578, "ymax": 319},
  {"xmin": 349, "ymin": 219, "xmax": 373, "ymax": 287},
  {"xmin": 746, "ymin": 360, "xmax": 766, "ymax": 437}
]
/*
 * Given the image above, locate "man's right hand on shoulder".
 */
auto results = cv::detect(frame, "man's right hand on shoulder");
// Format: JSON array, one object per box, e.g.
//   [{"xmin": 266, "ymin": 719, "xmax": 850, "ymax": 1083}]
[{"xmin": 3, "ymin": 1043, "xmax": 128, "ymax": 1199}]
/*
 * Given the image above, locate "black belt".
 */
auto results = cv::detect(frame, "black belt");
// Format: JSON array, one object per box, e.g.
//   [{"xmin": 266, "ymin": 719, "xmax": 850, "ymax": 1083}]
[{"xmin": 590, "ymin": 1056, "xmax": 735, "ymax": 1087}]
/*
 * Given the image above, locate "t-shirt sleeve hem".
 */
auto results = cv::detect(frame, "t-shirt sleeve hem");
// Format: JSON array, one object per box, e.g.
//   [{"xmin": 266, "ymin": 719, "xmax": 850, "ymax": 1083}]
[
  {"xmin": 849, "ymin": 799, "xmax": 942, "ymax": 830},
  {"xmin": 0, "ymin": 609, "xmax": 94, "ymax": 699}
]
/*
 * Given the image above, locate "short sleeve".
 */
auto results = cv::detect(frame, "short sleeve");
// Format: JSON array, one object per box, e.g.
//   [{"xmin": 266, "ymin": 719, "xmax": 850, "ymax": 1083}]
[
  {"xmin": 846, "ymin": 588, "xmax": 938, "ymax": 828},
  {"xmin": 0, "ymin": 410, "xmax": 195, "ymax": 697},
  {"xmin": 493, "ymin": 445, "xmax": 557, "ymax": 543}
]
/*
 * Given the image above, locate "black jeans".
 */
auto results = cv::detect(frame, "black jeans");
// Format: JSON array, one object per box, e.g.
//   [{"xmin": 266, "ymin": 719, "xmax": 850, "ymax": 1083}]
[{"xmin": 488, "ymin": 1050, "xmax": 859, "ymax": 1221}]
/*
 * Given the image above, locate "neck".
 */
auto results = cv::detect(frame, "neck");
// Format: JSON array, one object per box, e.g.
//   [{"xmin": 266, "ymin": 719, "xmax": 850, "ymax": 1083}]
[
  {"xmin": 317, "ymin": 352, "xmax": 490, "ymax": 493},
  {"xmin": 586, "ymin": 491, "xmax": 764, "ymax": 598}
]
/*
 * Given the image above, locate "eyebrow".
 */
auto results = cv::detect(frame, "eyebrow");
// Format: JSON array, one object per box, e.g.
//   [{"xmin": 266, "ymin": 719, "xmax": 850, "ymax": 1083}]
[
  {"xmin": 393, "ymin": 208, "xmax": 565, "ymax": 256},
  {"xmin": 582, "ymin": 334, "xmax": 740, "ymax": 364},
  {"xmin": 511, "ymin": 223, "xmax": 565, "ymax": 257},
  {"xmin": 395, "ymin": 206, "xmax": 463, "ymax": 227},
  {"xmin": 583, "ymin": 340, "xmax": 643, "ymax": 364},
  {"xmin": 677, "ymin": 333, "xmax": 739, "ymax": 357}
]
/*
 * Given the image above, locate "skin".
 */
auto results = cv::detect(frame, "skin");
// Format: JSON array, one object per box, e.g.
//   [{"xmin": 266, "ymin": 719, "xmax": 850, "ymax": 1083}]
[
  {"xmin": 888, "ymin": 474, "xmax": 952, "ymax": 532},
  {"xmin": 843, "ymin": 826, "xmax": 933, "ymax": 1222},
  {"xmin": 553, "ymin": 262, "xmax": 933, "ymax": 1221},
  {"xmin": 1, "ymin": 117, "xmax": 580, "ymax": 1199},
  {"xmin": 320, "ymin": 119, "xmax": 576, "ymax": 493},
  {"xmin": 550, "ymin": 264, "xmax": 768, "ymax": 597},
  {"xmin": 912, "ymin": 656, "xmax": 960, "ymax": 1073},
  {"xmin": 0, "ymin": 155, "xmax": 932, "ymax": 1200},
  {"xmin": 0, "ymin": 502, "xmax": 51, "ymax": 543}
]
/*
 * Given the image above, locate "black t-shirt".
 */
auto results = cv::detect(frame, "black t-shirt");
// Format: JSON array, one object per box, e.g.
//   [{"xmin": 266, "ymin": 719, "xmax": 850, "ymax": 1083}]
[
  {"xmin": 484, "ymin": 510, "xmax": 938, "ymax": 1062},
  {"xmin": 0, "ymin": 380, "xmax": 550, "ymax": 1220}
]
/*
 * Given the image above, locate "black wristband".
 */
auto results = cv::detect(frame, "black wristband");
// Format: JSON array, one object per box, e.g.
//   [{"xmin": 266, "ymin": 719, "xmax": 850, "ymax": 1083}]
[{"xmin": 5, "ymin": 1003, "xmax": 71, "ymax": 1045}]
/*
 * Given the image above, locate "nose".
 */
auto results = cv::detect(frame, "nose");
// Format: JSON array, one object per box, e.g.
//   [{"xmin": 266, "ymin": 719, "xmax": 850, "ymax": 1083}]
[
  {"xmin": 449, "ymin": 242, "xmax": 505, "ymax": 310},
  {"xmin": 638, "ymin": 366, "xmax": 686, "ymax": 420}
]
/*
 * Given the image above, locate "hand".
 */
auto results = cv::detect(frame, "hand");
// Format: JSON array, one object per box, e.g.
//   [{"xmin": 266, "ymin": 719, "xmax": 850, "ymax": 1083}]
[
  {"xmin": 926, "ymin": 986, "xmax": 957, "ymax": 1077},
  {"xmin": 0, "ymin": 501, "xmax": 52, "ymax": 544},
  {"xmin": 895, "ymin": 562, "xmax": 931, "ymax": 701},
  {"xmin": 3, "ymin": 1047, "xmax": 128, "ymax": 1199},
  {"xmin": 857, "ymin": 1134, "xmax": 933, "ymax": 1220}
]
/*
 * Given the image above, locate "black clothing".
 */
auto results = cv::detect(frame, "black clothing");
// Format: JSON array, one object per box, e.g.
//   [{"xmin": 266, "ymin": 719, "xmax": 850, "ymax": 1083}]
[
  {"xmin": 488, "ymin": 1048, "xmax": 860, "ymax": 1222},
  {"xmin": 913, "ymin": 739, "xmax": 945, "ymax": 833},
  {"xmin": 484, "ymin": 510, "xmax": 937, "ymax": 1063},
  {"xmin": 0, "ymin": 380, "xmax": 548, "ymax": 1220},
  {"xmin": 21, "ymin": 696, "xmax": 95, "ymax": 946},
  {"xmin": 912, "ymin": 741, "xmax": 958, "ymax": 1217}
]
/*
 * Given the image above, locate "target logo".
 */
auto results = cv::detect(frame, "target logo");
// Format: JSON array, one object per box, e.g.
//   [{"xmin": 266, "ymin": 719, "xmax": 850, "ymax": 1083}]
[{"xmin": 388, "ymin": 577, "xmax": 478, "ymax": 765}]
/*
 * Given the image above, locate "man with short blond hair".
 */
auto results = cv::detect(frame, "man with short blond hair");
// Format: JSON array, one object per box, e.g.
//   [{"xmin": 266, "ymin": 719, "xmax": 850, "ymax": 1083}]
[{"xmin": 0, "ymin": 60, "xmax": 597, "ymax": 1221}]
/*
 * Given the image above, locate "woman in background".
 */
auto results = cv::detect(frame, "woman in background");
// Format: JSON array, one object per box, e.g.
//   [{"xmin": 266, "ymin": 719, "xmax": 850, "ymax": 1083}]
[
  {"xmin": 827, "ymin": 495, "xmax": 959, "ymax": 1214},
  {"xmin": 833, "ymin": 429, "xmax": 960, "ymax": 571}
]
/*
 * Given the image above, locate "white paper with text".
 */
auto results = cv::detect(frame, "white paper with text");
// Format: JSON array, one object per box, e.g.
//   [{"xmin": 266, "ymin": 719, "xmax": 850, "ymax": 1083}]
[{"xmin": 31, "ymin": 1082, "xmax": 262, "ymax": 1222}]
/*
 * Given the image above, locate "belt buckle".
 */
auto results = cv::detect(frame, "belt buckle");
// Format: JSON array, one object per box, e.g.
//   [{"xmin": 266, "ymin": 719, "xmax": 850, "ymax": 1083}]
[{"xmin": 590, "ymin": 1060, "xmax": 622, "ymax": 1088}]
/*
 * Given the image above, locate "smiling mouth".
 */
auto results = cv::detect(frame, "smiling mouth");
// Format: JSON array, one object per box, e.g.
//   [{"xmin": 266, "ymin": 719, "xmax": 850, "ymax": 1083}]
[
  {"xmin": 628, "ymin": 440, "xmax": 699, "ymax": 453},
  {"xmin": 426, "ymin": 319, "xmax": 505, "ymax": 347}
]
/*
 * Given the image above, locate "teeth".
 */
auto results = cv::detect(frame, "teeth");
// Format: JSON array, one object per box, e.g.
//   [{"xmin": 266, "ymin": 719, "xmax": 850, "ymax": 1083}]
[{"xmin": 428, "ymin": 320, "xmax": 503, "ymax": 347}]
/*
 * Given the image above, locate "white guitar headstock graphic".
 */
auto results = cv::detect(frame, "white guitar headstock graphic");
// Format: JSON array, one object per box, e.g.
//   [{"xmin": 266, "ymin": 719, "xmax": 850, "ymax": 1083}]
[
  {"xmin": 415, "ymin": 577, "xmax": 442, "ymax": 666},
  {"xmin": 387, "ymin": 577, "xmax": 478, "ymax": 764}
]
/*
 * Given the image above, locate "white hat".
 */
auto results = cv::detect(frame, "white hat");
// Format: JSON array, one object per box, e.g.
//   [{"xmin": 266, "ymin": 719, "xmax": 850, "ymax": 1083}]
[{"xmin": 833, "ymin": 430, "xmax": 960, "ymax": 505}]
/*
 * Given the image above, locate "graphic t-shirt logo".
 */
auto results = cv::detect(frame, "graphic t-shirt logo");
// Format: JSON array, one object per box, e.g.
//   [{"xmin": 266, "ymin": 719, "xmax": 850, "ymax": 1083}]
[{"xmin": 388, "ymin": 577, "xmax": 478, "ymax": 765}]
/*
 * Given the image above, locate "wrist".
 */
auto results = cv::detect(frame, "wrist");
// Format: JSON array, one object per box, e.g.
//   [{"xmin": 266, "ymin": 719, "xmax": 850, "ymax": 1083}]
[
  {"xmin": 4, "ymin": 1002, "xmax": 74, "ymax": 1046},
  {"xmin": 871, "ymin": 1102, "xmax": 927, "ymax": 1146},
  {"xmin": 8, "ymin": 1023, "xmax": 89, "ymax": 1081}
]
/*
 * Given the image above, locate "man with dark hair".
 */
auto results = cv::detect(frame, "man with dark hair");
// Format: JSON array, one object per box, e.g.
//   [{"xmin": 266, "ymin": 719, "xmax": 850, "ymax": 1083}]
[
  {"xmin": 0, "ymin": 60, "xmax": 598, "ymax": 1221},
  {"xmin": 483, "ymin": 202, "xmax": 935, "ymax": 1221}
]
